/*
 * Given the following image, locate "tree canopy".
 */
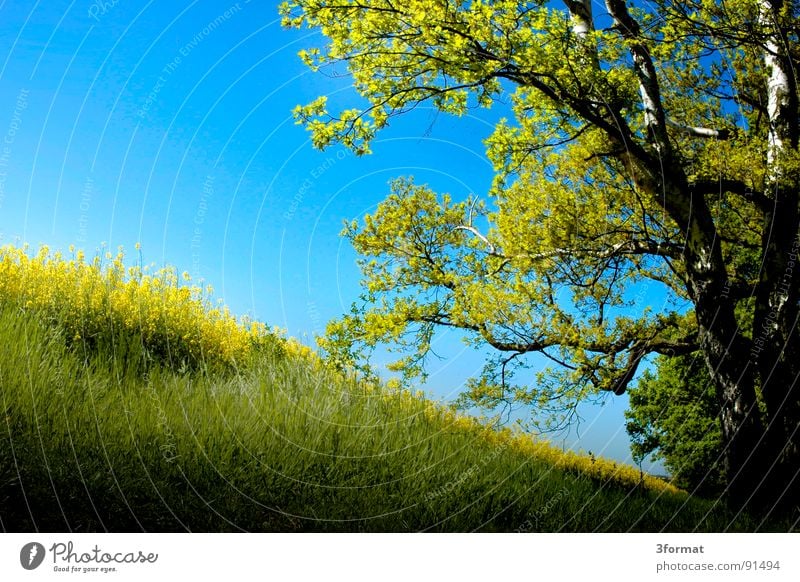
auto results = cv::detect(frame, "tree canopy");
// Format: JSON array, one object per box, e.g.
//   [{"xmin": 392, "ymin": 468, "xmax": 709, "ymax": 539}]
[{"xmin": 281, "ymin": 0, "xmax": 800, "ymax": 516}]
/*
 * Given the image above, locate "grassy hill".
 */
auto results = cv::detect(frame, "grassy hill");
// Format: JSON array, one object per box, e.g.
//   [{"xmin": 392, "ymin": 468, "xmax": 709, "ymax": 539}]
[{"xmin": 0, "ymin": 244, "xmax": 778, "ymax": 531}]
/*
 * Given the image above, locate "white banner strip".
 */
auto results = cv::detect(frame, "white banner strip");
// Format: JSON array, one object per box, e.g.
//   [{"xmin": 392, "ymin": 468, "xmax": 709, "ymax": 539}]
[{"xmin": 1, "ymin": 533, "xmax": 797, "ymax": 581}]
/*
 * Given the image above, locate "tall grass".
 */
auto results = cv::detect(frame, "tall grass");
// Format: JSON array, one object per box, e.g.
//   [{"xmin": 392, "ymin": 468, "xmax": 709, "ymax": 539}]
[
  {"xmin": 1, "ymin": 302, "xmax": 770, "ymax": 532},
  {"xmin": 0, "ymin": 245, "xmax": 780, "ymax": 531}
]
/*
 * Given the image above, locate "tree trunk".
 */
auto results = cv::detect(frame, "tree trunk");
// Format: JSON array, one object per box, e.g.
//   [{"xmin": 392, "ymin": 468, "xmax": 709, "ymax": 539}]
[
  {"xmin": 757, "ymin": 357, "xmax": 800, "ymax": 517},
  {"xmin": 700, "ymin": 314, "xmax": 768, "ymax": 513},
  {"xmin": 686, "ymin": 239, "xmax": 768, "ymax": 514},
  {"xmin": 750, "ymin": 0, "xmax": 800, "ymax": 518},
  {"xmin": 752, "ymin": 188, "xmax": 800, "ymax": 516},
  {"xmin": 608, "ymin": 0, "xmax": 797, "ymax": 518}
]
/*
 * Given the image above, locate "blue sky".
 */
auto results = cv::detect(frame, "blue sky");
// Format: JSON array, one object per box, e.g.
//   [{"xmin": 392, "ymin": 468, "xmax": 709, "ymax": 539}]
[{"xmin": 0, "ymin": 0, "xmax": 664, "ymax": 472}]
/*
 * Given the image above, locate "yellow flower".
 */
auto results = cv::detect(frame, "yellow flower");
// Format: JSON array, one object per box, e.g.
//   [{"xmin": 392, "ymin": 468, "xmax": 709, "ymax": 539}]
[{"xmin": 0, "ymin": 243, "xmax": 304, "ymax": 371}]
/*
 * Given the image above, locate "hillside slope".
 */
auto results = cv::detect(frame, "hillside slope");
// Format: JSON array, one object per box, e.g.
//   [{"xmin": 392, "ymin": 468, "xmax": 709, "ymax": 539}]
[{"xmin": 0, "ymin": 245, "xmax": 772, "ymax": 531}]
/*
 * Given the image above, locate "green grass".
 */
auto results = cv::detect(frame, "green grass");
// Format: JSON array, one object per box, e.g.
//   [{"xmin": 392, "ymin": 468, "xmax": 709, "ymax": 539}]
[{"xmin": 0, "ymin": 302, "xmax": 782, "ymax": 532}]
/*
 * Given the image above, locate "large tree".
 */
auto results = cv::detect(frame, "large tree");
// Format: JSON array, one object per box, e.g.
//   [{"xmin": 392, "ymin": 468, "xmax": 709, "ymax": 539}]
[{"xmin": 281, "ymin": 0, "xmax": 799, "ymax": 516}]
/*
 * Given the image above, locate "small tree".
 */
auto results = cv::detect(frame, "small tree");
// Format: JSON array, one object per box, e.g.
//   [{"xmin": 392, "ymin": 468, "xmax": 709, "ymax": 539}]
[
  {"xmin": 626, "ymin": 354, "xmax": 726, "ymax": 497},
  {"xmin": 282, "ymin": 0, "xmax": 799, "ymax": 516}
]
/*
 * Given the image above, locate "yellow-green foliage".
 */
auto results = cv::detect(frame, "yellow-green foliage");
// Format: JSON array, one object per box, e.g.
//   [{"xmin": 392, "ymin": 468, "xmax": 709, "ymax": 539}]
[{"xmin": 0, "ymin": 244, "xmax": 315, "ymax": 369}]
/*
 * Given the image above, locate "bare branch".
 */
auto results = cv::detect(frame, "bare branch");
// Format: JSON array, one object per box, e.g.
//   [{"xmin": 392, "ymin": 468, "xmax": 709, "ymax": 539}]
[
  {"xmin": 453, "ymin": 224, "xmax": 498, "ymax": 255},
  {"xmin": 524, "ymin": 239, "xmax": 683, "ymax": 262},
  {"xmin": 666, "ymin": 118, "xmax": 734, "ymax": 140}
]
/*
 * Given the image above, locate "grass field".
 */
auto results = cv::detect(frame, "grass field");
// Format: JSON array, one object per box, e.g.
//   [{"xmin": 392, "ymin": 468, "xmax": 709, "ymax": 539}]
[{"xmin": 0, "ymin": 245, "xmax": 784, "ymax": 532}]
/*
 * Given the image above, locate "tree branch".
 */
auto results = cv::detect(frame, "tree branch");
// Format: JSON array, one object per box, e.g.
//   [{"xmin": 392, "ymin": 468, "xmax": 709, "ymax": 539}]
[
  {"xmin": 453, "ymin": 225, "xmax": 499, "ymax": 255},
  {"xmin": 605, "ymin": 0, "xmax": 672, "ymax": 156},
  {"xmin": 524, "ymin": 239, "xmax": 683, "ymax": 262},
  {"xmin": 666, "ymin": 118, "xmax": 734, "ymax": 139},
  {"xmin": 692, "ymin": 179, "xmax": 771, "ymax": 211}
]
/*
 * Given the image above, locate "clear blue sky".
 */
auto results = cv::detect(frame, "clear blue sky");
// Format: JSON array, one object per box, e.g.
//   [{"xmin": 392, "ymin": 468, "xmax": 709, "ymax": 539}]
[{"xmin": 0, "ymin": 0, "xmax": 665, "ymax": 472}]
